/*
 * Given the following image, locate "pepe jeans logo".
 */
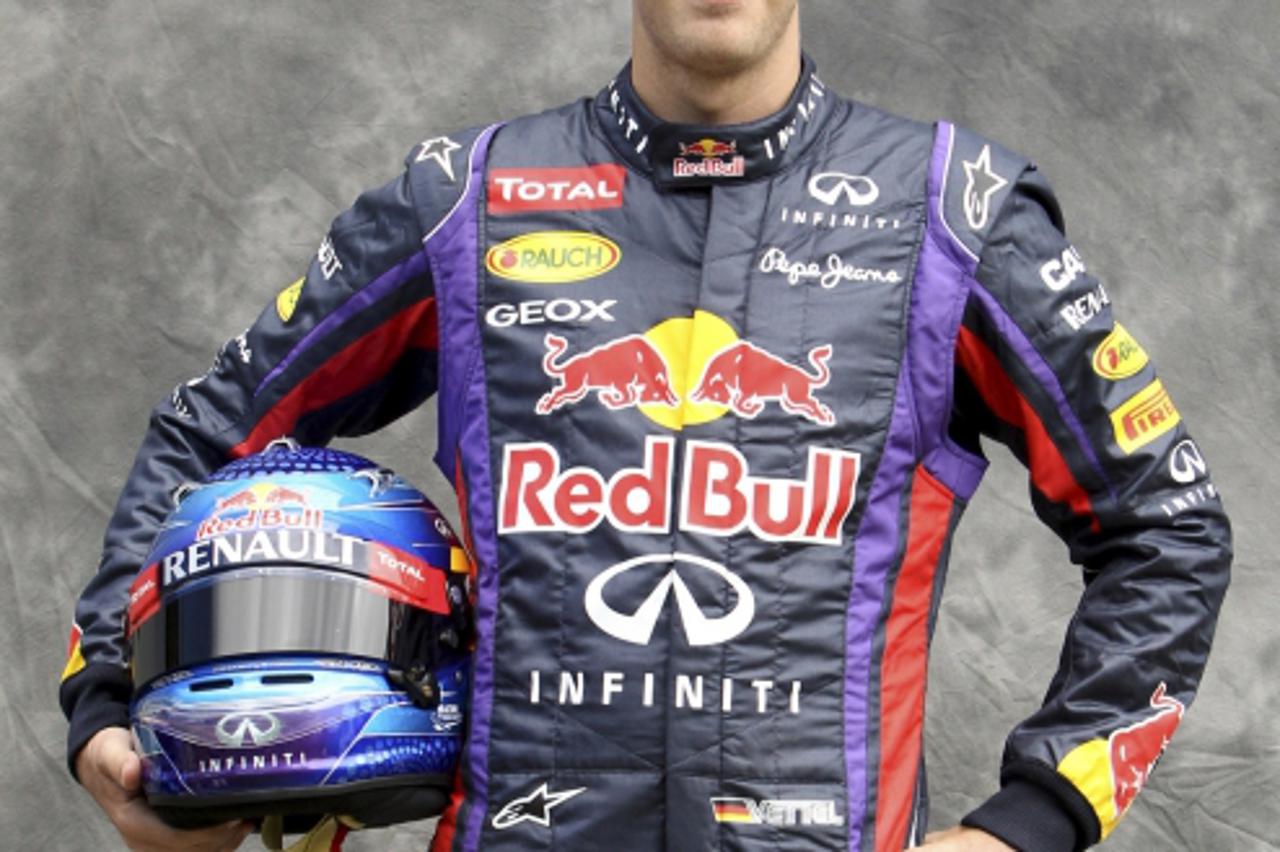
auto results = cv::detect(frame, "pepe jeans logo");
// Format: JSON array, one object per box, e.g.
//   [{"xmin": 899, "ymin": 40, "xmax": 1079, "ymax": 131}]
[
  {"xmin": 758, "ymin": 247, "xmax": 902, "ymax": 289},
  {"xmin": 584, "ymin": 552, "xmax": 756, "ymax": 647},
  {"xmin": 215, "ymin": 711, "xmax": 282, "ymax": 748}
]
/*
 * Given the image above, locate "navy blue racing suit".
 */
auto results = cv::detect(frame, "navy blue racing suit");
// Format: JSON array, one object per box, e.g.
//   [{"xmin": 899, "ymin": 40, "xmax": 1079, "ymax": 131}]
[{"xmin": 61, "ymin": 55, "xmax": 1231, "ymax": 851}]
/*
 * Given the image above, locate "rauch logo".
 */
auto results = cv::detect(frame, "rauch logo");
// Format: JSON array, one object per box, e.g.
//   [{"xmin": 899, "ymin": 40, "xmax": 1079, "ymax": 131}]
[{"xmin": 486, "ymin": 231, "xmax": 621, "ymax": 284}]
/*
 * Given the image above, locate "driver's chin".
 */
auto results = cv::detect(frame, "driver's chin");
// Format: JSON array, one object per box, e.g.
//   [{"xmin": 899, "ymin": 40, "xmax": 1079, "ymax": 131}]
[
  {"xmin": 658, "ymin": 20, "xmax": 775, "ymax": 76},
  {"xmin": 637, "ymin": 0, "xmax": 796, "ymax": 77}
]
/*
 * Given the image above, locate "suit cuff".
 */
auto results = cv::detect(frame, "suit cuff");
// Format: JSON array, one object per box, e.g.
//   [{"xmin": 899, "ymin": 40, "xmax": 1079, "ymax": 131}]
[
  {"xmin": 962, "ymin": 762, "xmax": 1098, "ymax": 852},
  {"xmin": 60, "ymin": 663, "xmax": 132, "ymax": 781}
]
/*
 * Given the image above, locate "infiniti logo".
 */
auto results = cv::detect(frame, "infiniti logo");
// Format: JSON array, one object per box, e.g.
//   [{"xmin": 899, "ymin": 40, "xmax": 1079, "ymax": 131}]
[
  {"xmin": 215, "ymin": 711, "xmax": 282, "ymax": 748},
  {"xmin": 584, "ymin": 553, "xmax": 755, "ymax": 647},
  {"xmin": 807, "ymin": 172, "xmax": 880, "ymax": 207},
  {"xmin": 1168, "ymin": 439, "xmax": 1207, "ymax": 485}
]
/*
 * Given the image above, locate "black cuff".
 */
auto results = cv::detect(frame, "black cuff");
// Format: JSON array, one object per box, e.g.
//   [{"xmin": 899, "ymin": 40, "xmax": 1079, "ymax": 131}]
[
  {"xmin": 59, "ymin": 663, "xmax": 133, "ymax": 781},
  {"xmin": 962, "ymin": 764, "xmax": 1097, "ymax": 852}
]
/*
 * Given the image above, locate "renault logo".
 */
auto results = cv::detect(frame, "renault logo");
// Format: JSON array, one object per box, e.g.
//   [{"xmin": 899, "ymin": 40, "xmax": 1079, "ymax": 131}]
[
  {"xmin": 215, "ymin": 711, "xmax": 282, "ymax": 748},
  {"xmin": 584, "ymin": 553, "xmax": 755, "ymax": 647},
  {"xmin": 807, "ymin": 172, "xmax": 880, "ymax": 207}
]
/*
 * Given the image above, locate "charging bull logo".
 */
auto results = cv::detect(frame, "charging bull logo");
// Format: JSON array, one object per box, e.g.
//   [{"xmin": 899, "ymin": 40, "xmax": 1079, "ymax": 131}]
[
  {"xmin": 1109, "ymin": 683, "xmax": 1184, "ymax": 815},
  {"xmin": 536, "ymin": 333, "xmax": 679, "ymax": 414},
  {"xmin": 533, "ymin": 312, "xmax": 837, "ymax": 429},
  {"xmin": 690, "ymin": 341, "xmax": 834, "ymax": 426},
  {"xmin": 215, "ymin": 486, "xmax": 306, "ymax": 512},
  {"xmin": 1055, "ymin": 681, "xmax": 1186, "ymax": 837},
  {"xmin": 679, "ymin": 138, "xmax": 738, "ymax": 159}
]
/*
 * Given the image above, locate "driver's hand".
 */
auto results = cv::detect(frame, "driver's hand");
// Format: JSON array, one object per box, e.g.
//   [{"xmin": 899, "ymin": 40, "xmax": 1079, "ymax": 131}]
[
  {"xmin": 919, "ymin": 826, "xmax": 1017, "ymax": 850},
  {"xmin": 75, "ymin": 726, "xmax": 253, "ymax": 852}
]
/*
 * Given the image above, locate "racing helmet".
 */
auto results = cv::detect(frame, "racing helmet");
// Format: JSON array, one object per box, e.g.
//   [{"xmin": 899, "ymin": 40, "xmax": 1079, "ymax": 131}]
[{"xmin": 126, "ymin": 440, "xmax": 472, "ymax": 832}]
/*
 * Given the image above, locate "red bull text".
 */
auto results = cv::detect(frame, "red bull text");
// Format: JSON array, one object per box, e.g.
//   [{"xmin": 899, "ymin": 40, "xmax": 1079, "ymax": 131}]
[
  {"xmin": 499, "ymin": 436, "xmax": 860, "ymax": 545},
  {"xmin": 674, "ymin": 138, "xmax": 745, "ymax": 179},
  {"xmin": 197, "ymin": 486, "xmax": 323, "ymax": 539}
]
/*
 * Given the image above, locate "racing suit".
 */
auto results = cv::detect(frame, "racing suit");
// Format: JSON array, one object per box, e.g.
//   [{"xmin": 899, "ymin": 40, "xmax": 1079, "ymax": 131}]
[{"xmin": 61, "ymin": 55, "xmax": 1231, "ymax": 852}]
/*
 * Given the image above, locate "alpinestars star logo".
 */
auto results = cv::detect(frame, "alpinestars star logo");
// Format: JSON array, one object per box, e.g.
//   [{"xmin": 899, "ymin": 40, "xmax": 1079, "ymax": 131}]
[
  {"xmin": 415, "ymin": 136, "xmax": 462, "ymax": 181},
  {"xmin": 491, "ymin": 782, "xmax": 587, "ymax": 830},
  {"xmin": 961, "ymin": 144, "xmax": 1008, "ymax": 230}
]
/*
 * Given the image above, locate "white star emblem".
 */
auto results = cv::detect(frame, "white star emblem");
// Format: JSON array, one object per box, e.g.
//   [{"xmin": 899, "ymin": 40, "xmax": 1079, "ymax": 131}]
[
  {"xmin": 961, "ymin": 144, "xmax": 1009, "ymax": 230},
  {"xmin": 491, "ymin": 782, "xmax": 587, "ymax": 830},
  {"xmin": 415, "ymin": 136, "xmax": 462, "ymax": 182}
]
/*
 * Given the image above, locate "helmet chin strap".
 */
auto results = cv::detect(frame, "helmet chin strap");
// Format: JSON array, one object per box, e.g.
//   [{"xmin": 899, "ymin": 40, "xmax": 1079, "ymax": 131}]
[{"xmin": 261, "ymin": 814, "xmax": 362, "ymax": 852}]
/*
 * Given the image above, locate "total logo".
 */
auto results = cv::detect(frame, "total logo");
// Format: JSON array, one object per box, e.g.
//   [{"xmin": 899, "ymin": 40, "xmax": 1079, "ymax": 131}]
[
  {"xmin": 487, "ymin": 165, "xmax": 626, "ymax": 214},
  {"xmin": 534, "ymin": 310, "xmax": 836, "ymax": 429},
  {"xmin": 673, "ymin": 138, "xmax": 745, "ymax": 179},
  {"xmin": 486, "ymin": 231, "xmax": 621, "ymax": 284}
]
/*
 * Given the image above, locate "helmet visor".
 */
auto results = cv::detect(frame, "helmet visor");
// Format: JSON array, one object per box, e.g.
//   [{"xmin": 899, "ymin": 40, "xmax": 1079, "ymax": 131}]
[{"xmin": 130, "ymin": 566, "xmax": 448, "ymax": 691}]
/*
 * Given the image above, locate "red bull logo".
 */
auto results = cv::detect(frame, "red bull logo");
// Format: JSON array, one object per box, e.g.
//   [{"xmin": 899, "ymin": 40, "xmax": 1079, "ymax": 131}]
[
  {"xmin": 197, "ymin": 482, "xmax": 324, "ymax": 540},
  {"xmin": 679, "ymin": 138, "xmax": 738, "ymax": 158},
  {"xmin": 674, "ymin": 138, "xmax": 746, "ymax": 179},
  {"xmin": 690, "ymin": 341, "xmax": 834, "ymax": 426},
  {"xmin": 500, "ymin": 436, "xmax": 859, "ymax": 545},
  {"xmin": 1056, "ymin": 681, "xmax": 1186, "ymax": 837},
  {"xmin": 1109, "ymin": 682, "xmax": 1184, "ymax": 815},
  {"xmin": 537, "ymin": 333, "xmax": 679, "ymax": 415},
  {"xmin": 535, "ymin": 316, "xmax": 837, "ymax": 429}
]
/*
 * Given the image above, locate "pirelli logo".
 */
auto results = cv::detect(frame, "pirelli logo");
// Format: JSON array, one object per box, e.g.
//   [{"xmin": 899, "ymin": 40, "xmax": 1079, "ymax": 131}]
[{"xmin": 1110, "ymin": 379, "xmax": 1180, "ymax": 454}]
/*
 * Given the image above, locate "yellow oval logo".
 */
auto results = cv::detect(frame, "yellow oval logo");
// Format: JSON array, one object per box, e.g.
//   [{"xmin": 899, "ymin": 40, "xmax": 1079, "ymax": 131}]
[
  {"xmin": 1092, "ymin": 323, "xmax": 1149, "ymax": 380},
  {"xmin": 485, "ymin": 231, "xmax": 621, "ymax": 284},
  {"xmin": 275, "ymin": 277, "xmax": 304, "ymax": 323}
]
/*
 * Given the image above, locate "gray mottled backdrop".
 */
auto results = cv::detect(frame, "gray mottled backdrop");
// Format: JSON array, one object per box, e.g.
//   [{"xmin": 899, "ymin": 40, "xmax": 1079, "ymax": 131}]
[{"xmin": 3, "ymin": 1, "xmax": 1276, "ymax": 849}]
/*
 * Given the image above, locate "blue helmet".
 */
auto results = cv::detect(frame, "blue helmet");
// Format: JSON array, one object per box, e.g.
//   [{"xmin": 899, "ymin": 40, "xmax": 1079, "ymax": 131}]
[{"xmin": 127, "ymin": 440, "xmax": 472, "ymax": 832}]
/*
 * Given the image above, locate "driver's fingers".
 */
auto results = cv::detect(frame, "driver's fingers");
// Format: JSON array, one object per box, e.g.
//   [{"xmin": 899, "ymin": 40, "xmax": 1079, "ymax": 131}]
[
  {"xmin": 87, "ymin": 727, "xmax": 143, "ymax": 796},
  {"xmin": 114, "ymin": 796, "xmax": 251, "ymax": 852}
]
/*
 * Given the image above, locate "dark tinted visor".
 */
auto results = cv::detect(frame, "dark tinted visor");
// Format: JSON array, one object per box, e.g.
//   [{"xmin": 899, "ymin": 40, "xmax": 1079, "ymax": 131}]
[{"xmin": 130, "ymin": 566, "xmax": 445, "ymax": 691}]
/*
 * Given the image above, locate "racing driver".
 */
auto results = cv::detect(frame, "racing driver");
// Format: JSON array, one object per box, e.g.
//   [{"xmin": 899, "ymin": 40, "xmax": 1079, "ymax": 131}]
[{"xmin": 61, "ymin": 1, "xmax": 1231, "ymax": 850}]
